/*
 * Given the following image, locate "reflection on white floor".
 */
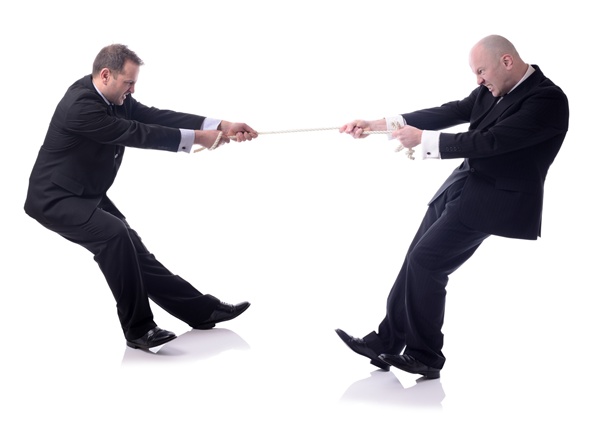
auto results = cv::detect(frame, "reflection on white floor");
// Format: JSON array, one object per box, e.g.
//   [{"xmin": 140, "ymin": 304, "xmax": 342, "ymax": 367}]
[
  {"xmin": 121, "ymin": 328, "xmax": 445, "ymax": 410},
  {"xmin": 121, "ymin": 328, "xmax": 251, "ymax": 365},
  {"xmin": 113, "ymin": 326, "xmax": 447, "ymax": 418},
  {"xmin": 340, "ymin": 370, "xmax": 445, "ymax": 410},
  {"xmin": 3, "ymin": 282, "xmax": 598, "ymax": 421}
]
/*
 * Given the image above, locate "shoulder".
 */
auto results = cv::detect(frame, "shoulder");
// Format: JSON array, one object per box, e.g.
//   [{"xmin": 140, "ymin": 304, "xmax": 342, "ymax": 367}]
[
  {"xmin": 63, "ymin": 75, "xmax": 104, "ymax": 106},
  {"xmin": 530, "ymin": 66, "xmax": 567, "ymax": 95},
  {"xmin": 67, "ymin": 74, "xmax": 94, "ymax": 93}
]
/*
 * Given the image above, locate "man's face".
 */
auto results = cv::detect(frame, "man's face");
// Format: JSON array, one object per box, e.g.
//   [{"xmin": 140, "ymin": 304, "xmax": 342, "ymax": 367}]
[
  {"xmin": 469, "ymin": 46, "xmax": 512, "ymax": 97},
  {"xmin": 105, "ymin": 60, "xmax": 139, "ymax": 105}
]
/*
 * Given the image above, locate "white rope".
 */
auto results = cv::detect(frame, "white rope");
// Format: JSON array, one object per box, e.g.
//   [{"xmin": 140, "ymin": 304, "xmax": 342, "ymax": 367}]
[{"xmin": 193, "ymin": 126, "xmax": 415, "ymax": 159}]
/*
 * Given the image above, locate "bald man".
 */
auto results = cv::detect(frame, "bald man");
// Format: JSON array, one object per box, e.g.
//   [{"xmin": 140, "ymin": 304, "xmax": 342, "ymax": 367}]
[{"xmin": 336, "ymin": 35, "xmax": 569, "ymax": 379}]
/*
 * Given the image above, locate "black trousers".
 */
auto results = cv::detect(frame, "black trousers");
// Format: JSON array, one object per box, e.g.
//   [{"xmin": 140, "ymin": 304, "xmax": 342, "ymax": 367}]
[
  {"xmin": 364, "ymin": 178, "xmax": 490, "ymax": 369},
  {"xmin": 41, "ymin": 207, "xmax": 219, "ymax": 340}
]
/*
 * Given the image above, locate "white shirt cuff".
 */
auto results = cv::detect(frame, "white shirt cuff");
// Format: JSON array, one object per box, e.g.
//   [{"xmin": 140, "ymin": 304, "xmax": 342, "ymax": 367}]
[
  {"xmin": 202, "ymin": 117, "xmax": 221, "ymax": 130},
  {"xmin": 178, "ymin": 118, "xmax": 222, "ymax": 153},
  {"xmin": 179, "ymin": 129, "xmax": 195, "ymax": 153},
  {"xmin": 421, "ymin": 130, "xmax": 441, "ymax": 159}
]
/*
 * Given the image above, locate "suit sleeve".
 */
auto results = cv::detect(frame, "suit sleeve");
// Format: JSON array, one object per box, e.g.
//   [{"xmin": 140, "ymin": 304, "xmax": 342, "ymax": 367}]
[
  {"xmin": 402, "ymin": 88, "xmax": 478, "ymax": 130},
  {"xmin": 66, "ymin": 93, "xmax": 198, "ymax": 152},
  {"xmin": 439, "ymin": 86, "xmax": 569, "ymax": 159},
  {"xmin": 128, "ymin": 97, "xmax": 206, "ymax": 130}
]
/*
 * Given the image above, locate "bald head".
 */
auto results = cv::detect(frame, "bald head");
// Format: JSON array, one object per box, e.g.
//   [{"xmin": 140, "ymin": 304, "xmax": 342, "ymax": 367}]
[
  {"xmin": 473, "ymin": 35, "xmax": 520, "ymax": 60},
  {"xmin": 469, "ymin": 35, "xmax": 529, "ymax": 97}
]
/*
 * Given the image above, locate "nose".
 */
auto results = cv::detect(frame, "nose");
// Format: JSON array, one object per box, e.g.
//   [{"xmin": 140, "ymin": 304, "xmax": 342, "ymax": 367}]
[{"xmin": 476, "ymin": 75, "xmax": 484, "ymax": 85}]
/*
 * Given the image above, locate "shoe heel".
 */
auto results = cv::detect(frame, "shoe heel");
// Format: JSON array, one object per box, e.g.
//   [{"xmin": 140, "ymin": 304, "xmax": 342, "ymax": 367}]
[
  {"xmin": 193, "ymin": 322, "xmax": 216, "ymax": 330},
  {"xmin": 423, "ymin": 370, "xmax": 440, "ymax": 379},
  {"xmin": 370, "ymin": 359, "xmax": 390, "ymax": 371},
  {"xmin": 126, "ymin": 341, "xmax": 140, "ymax": 349}
]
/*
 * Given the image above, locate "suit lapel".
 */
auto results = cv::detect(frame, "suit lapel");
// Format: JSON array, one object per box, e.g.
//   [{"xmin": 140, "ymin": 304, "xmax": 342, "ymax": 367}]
[
  {"xmin": 475, "ymin": 66, "xmax": 543, "ymax": 130},
  {"xmin": 476, "ymin": 96, "xmax": 512, "ymax": 129}
]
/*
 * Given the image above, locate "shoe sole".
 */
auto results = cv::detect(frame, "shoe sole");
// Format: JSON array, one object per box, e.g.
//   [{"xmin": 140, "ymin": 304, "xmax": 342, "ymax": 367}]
[
  {"xmin": 126, "ymin": 334, "xmax": 177, "ymax": 350},
  {"xmin": 378, "ymin": 355, "xmax": 440, "ymax": 379}
]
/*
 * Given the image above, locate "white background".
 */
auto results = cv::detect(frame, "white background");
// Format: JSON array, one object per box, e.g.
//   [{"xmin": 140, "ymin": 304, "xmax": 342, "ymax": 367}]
[{"xmin": 1, "ymin": 1, "xmax": 597, "ymax": 420}]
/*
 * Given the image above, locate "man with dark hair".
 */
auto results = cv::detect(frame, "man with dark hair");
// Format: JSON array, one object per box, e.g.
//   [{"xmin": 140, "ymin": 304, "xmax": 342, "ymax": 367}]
[{"xmin": 25, "ymin": 44, "xmax": 258, "ymax": 350}]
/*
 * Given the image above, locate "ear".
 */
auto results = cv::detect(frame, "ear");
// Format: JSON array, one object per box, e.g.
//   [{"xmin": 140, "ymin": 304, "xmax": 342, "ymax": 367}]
[
  {"xmin": 501, "ymin": 54, "xmax": 514, "ymax": 69},
  {"xmin": 99, "ymin": 68, "xmax": 112, "ymax": 84}
]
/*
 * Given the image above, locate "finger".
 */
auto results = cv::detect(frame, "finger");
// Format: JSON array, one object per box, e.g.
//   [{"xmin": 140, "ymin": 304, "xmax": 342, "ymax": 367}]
[
  {"xmin": 340, "ymin": 123, "xmax": 353, "ymax": 133},
  {"xmin": 343, "ymin": 122, "xmax": 357, "ymax": 133},
  {"xmin": 241, "ymin": 131, "xmax": 257, "ymax": 140}
]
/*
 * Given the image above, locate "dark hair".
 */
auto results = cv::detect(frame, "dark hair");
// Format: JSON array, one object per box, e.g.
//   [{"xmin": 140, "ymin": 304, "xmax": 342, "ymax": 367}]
[{"xmin": 92, "ymin": 44, "xmax": 144, "ymax": 76}]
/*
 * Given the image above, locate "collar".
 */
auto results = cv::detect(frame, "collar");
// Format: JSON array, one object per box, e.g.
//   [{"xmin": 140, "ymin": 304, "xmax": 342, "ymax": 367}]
[
  {"xmin": 506, "ymin": 64, "xmax": 535, "ymax": 96},
  {"xmin": 92, "ymin": 80, "xmax": 112, "ymax": 107}
]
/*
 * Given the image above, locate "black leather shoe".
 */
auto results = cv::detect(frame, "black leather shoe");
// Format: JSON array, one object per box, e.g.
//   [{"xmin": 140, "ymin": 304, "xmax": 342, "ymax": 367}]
[
  {"xmin": 193, "ymin": 301, "xmax": 251, "ymax": 330},
  {"xmin": 378, "ymin": 354, "xmax": 441, "ymax": 379},
  {"xmin": 335, "ymin": 328, "xmax": 390, "ymax": 371},
  {"xmin": 126, "ymin": 327, "xmax": 177, "ymax": 350}
]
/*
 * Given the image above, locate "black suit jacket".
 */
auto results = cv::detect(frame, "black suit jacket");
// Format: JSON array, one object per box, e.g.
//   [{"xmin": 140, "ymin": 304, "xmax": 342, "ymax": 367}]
[
  {"xmin": 25, "ymin": 75, "xmax": 205, "ymax": 226},
  {"xmin": 403, "ymin": 65, "xmax": 569, "ymax": 239}
]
